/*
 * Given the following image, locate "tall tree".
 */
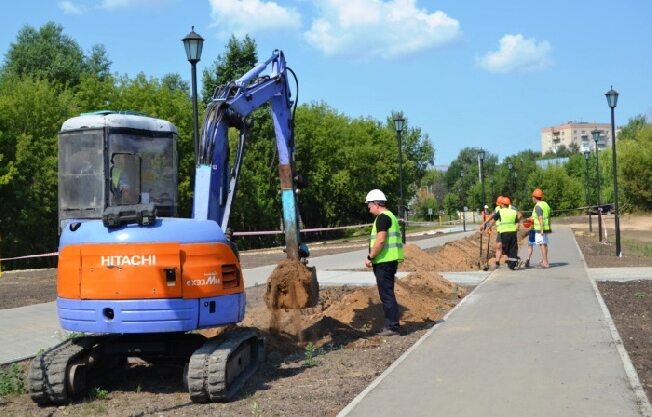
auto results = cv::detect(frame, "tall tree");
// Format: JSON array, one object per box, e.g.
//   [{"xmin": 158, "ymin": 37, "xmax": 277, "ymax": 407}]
[
  {"xmin": 617, "ymin": 117, "xmax": 652, "ymax": 210},
  {"xmin": 201, "ymin": 35, "xmax": 258, "ymax": 104},
  {"xmin": 0, "ymin": 75, "xmax": 77, "ymax": 263},
  {"xmin": 1, "ymin": 22, "xmax": 109, "ymax": 86}
]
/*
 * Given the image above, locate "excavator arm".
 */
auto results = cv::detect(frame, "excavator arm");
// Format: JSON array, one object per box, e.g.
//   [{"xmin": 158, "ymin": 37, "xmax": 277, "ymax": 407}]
[{"xmin": 192, "ymin": 50, "xmax": 305, "ymax": 260}]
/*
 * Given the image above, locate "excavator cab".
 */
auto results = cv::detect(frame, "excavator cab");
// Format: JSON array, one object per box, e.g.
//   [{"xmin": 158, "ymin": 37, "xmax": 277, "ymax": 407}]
[{"xmin": 57, "ymin": 111, "xmax": 178, "ymax": 232}]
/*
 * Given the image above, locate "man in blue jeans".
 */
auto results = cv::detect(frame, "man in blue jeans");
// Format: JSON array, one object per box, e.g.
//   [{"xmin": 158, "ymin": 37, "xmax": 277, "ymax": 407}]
[{"xmin": 364, "ymin": 189, "xmax": 405, "ymax": 336}]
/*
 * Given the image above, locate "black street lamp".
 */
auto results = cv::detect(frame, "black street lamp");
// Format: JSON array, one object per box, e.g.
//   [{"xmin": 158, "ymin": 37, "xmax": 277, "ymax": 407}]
[
  {"xmin": 583, "ymin": 150, "xmax": 592, "ymax": 233},
  {"xmin": 182, "ymin": 26, "xmax": 204, "ymax": 165},
  {"xmin": 592, "ymin": 128, "xmax": 603, "ymax": 242},
  {"xmin": 606, "ymin": 87, "xmax": 621, "ymax": 256},
  {"xmin": 477, "ymin": 149, "xmax": 486, "ymax": 214},
  {"xmin": 460, "ymin": 170, "xmax": 466, "ymax": 231},
  {"xmin": 393, "ymin": 113, "xmax": 406, "ymax": 243}
]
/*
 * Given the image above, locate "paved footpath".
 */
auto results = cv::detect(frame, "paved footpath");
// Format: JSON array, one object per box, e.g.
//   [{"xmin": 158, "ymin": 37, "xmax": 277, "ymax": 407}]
[{"xmin": 339, "ymin": 226, "xmax": 652, "ymax": 417}]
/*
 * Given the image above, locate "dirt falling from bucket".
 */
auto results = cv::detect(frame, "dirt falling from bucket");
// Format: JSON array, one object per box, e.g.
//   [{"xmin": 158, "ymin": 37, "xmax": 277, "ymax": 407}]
[{"xmin": 265, "ymin": 259, "xmax": 319, "ymax": 334}]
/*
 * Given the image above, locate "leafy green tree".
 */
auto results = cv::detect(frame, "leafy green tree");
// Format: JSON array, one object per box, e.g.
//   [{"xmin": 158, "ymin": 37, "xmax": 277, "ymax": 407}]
[
  {"xmin": 0, "ymin": 75, "xmax": 77, "ymax": 263},
  {"xmin": 617, "ymin": 114, "xmax": 648, "ymax": 142},
  {"xmin": 616, "ymin": 118, "xmax": 652, "ymax": 210},
  {"xmin": 201, "ymin": 35, "xmax": 258, "ymax": 105},
  {"xmin": 1, "ymin": 22, "xmax": 109, "ymax": 86},
  {"xmin": 527, "ymin": 164, "xmax": 583, "ymax": 215}
]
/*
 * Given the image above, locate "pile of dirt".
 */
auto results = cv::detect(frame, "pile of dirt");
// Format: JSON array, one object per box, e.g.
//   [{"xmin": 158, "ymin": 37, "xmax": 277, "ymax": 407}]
[
  {"xmin": 417, "ymin": 232, "xmax": 499, "ymax": 271},
  {"xmin": 245, "ymin": 245, "xmax": 466, "ymax": 351}
]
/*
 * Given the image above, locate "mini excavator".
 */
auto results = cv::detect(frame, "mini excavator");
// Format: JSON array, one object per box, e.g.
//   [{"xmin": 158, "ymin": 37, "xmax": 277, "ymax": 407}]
[{"xmin": 29, "ymin": 50, "xmax": 307, "ymax": 404}]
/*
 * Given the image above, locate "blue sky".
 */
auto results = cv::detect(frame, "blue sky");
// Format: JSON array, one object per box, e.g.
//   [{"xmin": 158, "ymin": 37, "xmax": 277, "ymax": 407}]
[{"xmin": 1, "ymin": 0, "xmax": 650, "ymax": 165}]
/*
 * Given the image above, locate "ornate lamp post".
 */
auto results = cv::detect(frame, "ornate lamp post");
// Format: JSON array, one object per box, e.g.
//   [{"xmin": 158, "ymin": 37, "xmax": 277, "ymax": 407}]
[
  {"xmin": 393, "ymin": 113, "xmax": 406, "ymax": 243},
  {"xmin": 477, "ymin": 149, "xmax": 486, "ymax": 213},
  {"xmin": 182, "ymin": 27, "xmax": 204, "ymax": 165},
  {"xmin": 592, "ymin": 128, "xmax": 603, "ymax": 242},
  {"xmin": 583, "ymin": 150, "xmax": 592, "ymax": 232},
  {"xmin": 606, "ymin": 87, "xmax": 621, "ymax": 256}
]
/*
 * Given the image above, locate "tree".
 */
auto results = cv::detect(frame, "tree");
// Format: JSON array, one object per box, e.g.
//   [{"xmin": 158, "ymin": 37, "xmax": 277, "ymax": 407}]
[
  {"xmin": 1, "ymin": 22, "xmax": 109, "ymax": 87},
  {"xmin": 617, "ymin": 114, "xmax": 648, "ymax": 142},
  {"xmin": 527, "ymin": 164, "xmax": 583, "ymax": 214},
  {"xmin": 617, "ymin": 118, "xmax": 652, "ymax": 210},
  {"xmin": 0, "ymin": 75, "xmax": 77, "ymax": 263},
  {"xmin": 201, "ymin": 35, "xmax": 258, "ymax": 104}
]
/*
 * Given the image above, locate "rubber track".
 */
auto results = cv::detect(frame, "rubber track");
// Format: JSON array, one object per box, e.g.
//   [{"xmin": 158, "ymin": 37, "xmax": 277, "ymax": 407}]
[
  {"xmin": 28, "ymin": 336, "xmax": 100, "ymax": 404},
  {"xmin": 187, "ymin": 329, "xmax": 260, "ymax": 403}
]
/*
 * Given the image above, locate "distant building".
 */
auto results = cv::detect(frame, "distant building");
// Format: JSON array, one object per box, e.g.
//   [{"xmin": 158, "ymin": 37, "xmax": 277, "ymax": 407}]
[{"xmin": 540, "ymin": 121, "xmax": 616, "ymax": 154}]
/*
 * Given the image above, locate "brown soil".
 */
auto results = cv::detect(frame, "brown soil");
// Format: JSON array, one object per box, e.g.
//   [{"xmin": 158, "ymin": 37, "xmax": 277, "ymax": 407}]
[
  {"xmin": 265, "ymin": 259, "xmax": 318, "ymax": 310},
  {"xmin": 1, "ymin": 218, "xmax": 651, "ymax": 416}
]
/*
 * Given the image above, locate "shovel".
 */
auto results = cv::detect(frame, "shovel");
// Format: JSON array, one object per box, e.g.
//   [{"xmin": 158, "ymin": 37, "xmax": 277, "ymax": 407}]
[
  {"xmin": 478, "ymin": 229, "xmax": 484, "ymax": 270},
  {"xmin": 483, "ymin": 229, "xmax": 491, "ymax": 271}
]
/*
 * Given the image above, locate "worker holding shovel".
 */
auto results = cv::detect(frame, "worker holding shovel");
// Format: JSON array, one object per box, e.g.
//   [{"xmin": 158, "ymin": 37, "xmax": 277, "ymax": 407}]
[{"xmin": 480, "ymin": 196, "xmax": 521, "ymax": 270}]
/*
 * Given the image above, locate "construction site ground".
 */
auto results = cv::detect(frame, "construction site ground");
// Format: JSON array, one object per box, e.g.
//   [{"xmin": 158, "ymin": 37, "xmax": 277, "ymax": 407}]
[{"xmin": 0, "ymin": 214, "xmax": 651, "ymax": 416}]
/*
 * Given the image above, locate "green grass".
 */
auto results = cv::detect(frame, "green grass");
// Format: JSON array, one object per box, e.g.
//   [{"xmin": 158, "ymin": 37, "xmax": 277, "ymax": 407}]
[
  {"xmin": 303, "ymin": 342, "xmax": 319, "ymax": 368},
  {"xmin": 623, "ymin": 239, "xmax": 652, "ymax": 257},
  {"xmin": 90, "ymin": 386, "xmax": 109, "ymax": 400},
  {"xmin": 0, "ymin": 363, "xmax": 25, "ymax": 396}
]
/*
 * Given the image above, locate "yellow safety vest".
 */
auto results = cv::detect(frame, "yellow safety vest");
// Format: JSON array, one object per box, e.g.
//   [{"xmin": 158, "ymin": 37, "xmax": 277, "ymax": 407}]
[
  {"xmin": 497, "ymin": 207, "xmax": 517, "ymax": 233},
  {"xmin": 532, "ymin": 201, "xmax": 551, "ymax": 232},
  {"xmin": 370, "ymin": 210, "xmax": 404, "ymax": 264}
]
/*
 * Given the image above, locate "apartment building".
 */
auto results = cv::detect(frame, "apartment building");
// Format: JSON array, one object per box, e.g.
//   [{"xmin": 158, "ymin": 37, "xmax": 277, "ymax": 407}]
[{"xmin": 540, "ymin": 121, "xmax": 613, "ymax": 154}]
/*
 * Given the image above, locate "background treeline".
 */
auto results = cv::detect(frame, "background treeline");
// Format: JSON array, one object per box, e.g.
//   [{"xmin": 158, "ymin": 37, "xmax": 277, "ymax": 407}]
[
  {"xmin": 1, "ymin": 23, "xmax": 650, "ymax": 270},
  {"xmin": 0, "ymin": 23, "xmax": 433, "ymax": 268},
  {"xmin": 413, "ymin": 115, "xmax": 651, "ymax": 222}
]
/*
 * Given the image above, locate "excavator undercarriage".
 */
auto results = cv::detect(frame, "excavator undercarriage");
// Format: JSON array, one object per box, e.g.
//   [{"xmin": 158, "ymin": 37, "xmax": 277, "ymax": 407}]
[{"xmin": 29, "ymin": 329, "xmax": 264, "ymax": 404}]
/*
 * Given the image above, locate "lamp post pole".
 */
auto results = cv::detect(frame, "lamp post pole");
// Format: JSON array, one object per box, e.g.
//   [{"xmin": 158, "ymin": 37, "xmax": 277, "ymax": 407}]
[
  {"xmin": 393, "ymin": 113, "xmax": 406, "ymax": 244},
  {"xmin": 592, "ymin": 129, "xmax": 603, "ymax": 242},
  {"xmin": 606, "ymin": 87, "xmax": 621, "ymax": 256},
  {"xmin": 460, "ymin": 170, "xmax": 466, "ymax": 231},
  {"xmin": 182, "ymin": 27, "xmax": 204, "ymax": 168},
  {"xmin": 584, "ymin": 150, "xmax": 592, "ymax": 233},
  {"xmin": 478, "ymin": 150, "xmax": 486, "ymax": 214}
]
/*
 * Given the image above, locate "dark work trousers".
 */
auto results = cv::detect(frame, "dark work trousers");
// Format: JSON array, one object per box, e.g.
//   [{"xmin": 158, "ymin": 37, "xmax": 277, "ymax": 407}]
[
  {"xmin": 501, "ymin": 231, "xmax": 519, "ymax": 269},
  {"xmin": 372, "ymin": 261, "xmax": 400, "ymax": 330}
]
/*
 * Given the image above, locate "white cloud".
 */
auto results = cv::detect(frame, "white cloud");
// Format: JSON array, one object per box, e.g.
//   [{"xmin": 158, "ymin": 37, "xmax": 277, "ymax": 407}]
[
  {"xmin": 304, "ymin": 0, "xmax": 461, "ymax": 60},
  {"xmin": 100, "ymin": 0, "xmax": 131, "ymax": 10},
  {"xmin": 477, "ymin": 34, "xmax": 552, "ymax": 74},
  {"xmin": 58, "ymin": 1, "xmax": 84, "ymax": 14},
  {"xmin": 208, "ymin": 0, "xmax": 302, "ymax": 38},
  {"xmin": 100, "ymin": 0, "xmax": 171, "ymax": 11}
]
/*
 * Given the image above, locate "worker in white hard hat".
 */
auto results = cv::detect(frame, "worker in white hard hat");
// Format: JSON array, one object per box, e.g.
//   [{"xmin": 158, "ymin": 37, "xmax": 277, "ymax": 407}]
[{"xmin": 364, "ymin": 189, "xmax": 404, "ymax": 337}]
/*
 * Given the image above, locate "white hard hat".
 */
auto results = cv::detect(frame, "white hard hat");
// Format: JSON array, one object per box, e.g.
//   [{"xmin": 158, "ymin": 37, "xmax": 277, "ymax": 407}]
[{"xmin": 365, "ymin": 189, "xmax": 387, "ymax": 203}]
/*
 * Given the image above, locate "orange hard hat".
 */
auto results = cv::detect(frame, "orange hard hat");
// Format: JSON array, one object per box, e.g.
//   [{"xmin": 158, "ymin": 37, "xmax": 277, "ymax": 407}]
[
  {"xmin": 532, "ymin": 188, "xmax": 544, "ymax": 198},
  {"xmin": 522, "ymin": 218, "xmax": 533, "ymax": 228},
  {"xmin": 496, "ymin": 196, "xmax": 503, "ymax": 205},
  {"xmin": 502, "ymin": 196, "xmax": 511, "ymax": 205}
]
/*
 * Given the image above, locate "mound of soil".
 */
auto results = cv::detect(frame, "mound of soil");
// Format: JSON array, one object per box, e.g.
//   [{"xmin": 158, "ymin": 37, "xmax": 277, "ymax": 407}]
[{"xmin": 244, "ymin": 244, "xmax": 466, "ymax": 351}]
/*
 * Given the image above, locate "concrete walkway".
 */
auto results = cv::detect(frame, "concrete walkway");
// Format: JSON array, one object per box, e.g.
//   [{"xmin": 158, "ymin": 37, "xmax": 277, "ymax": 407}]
[{"xmin": 338, "ymin": 226, "xmax": 652, "ymax": 417}]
